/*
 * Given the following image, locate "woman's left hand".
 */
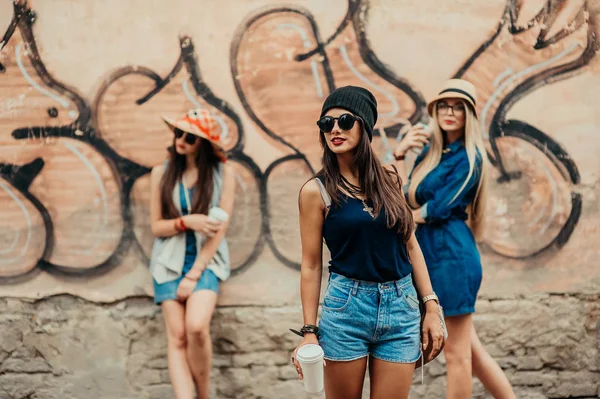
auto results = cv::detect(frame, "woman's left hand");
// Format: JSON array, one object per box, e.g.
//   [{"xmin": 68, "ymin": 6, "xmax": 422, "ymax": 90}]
[
  {"xmin": 421, "ymin": 303, "xmax": 445, "ymax": 361},
  {"xmin": 177, "ymin": 276, "xmax": 197, "ymax": 302}
]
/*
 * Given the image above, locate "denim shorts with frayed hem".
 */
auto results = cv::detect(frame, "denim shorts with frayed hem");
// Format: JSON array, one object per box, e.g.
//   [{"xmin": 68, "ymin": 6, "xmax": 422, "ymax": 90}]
[
  {"xmin": 318, "ymin": 272, "xmax": 421, "ymax": 363},
  {"xmin": 153, "ymin": 268, "xmax": 219, "ymax": 305}
]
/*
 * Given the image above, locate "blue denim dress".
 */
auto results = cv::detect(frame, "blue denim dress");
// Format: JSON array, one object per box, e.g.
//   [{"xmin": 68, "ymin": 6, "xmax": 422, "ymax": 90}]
[{"xmin": 410, "ymin": 140, "xmax": 482, "ymax": 316}]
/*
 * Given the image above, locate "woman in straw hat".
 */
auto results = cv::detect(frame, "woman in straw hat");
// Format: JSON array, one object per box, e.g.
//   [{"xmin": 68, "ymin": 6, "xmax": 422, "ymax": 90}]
[
  {"xmin": 292, "ymin": 86, "xmax": 445, "ymax": 398},
  {"xmin": 394, "ymin": 79, "xmax": 515, "ymax": 398},
  {"xmin": 149, "ymin": 108, "xmax": 235, "ymax": 399}
]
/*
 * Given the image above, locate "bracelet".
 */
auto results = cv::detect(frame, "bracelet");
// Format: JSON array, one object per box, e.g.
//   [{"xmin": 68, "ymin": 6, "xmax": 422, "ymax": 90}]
[
  {"xmin": 174, "ymin": 218, "xmax": 184, "ymax": 232},
  {"xmin": 394, "ymin": 152, "xmax": 406, "ymax": 161},
  {"xmin": 179, "ymin": 217, "xmax": 188, "ymax": 231},
  {"xmin": 184, "ymin": 274, "xmax": 199, "ymax": 282},
  {"xmin": 185, "ymin": 258, "xmax": 208, "ymax": 281},
  {"xmin": 422, "ymin": 293, "xmax": 439, "ymax": 304},
  {"xmin": 289, "ymin": 324, "xmax": 319, "ymax": 337}
]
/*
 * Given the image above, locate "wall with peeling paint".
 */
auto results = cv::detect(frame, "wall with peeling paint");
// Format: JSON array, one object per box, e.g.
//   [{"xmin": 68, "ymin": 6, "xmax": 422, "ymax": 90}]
[{"xmin": 0, "ymin": 0, "xmax": 599, "ymax": 305}]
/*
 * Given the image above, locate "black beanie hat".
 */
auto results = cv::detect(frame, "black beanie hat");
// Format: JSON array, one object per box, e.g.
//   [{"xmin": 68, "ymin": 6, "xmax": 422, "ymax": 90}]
[{"xmin": 320, "ymin": 86, "xmax": 378, "ymax": 141}]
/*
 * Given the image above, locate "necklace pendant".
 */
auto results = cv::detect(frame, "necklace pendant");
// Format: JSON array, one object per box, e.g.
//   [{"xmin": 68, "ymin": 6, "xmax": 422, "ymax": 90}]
[{"xmin": 361, "ymin": 200, "xmax": 375, "ymax": 219}]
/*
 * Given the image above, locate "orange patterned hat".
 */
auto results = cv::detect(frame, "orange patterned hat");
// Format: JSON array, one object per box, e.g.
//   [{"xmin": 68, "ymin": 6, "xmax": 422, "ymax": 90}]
[{"xmin": 161, "ymin": 108, "xmax": 227, "ymax": 162}]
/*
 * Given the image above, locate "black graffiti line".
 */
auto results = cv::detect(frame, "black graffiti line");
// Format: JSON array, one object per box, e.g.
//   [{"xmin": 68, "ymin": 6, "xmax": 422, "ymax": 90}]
[
  {"xmin": 122, "ymin": 36, "xmax": 246, "ymax": 154},
  {"xmin": 534, "ymin": 1, "xmax": 589, "ymax": 49},
  {"xmin": 485, "ymin": 119, "xmax": 583, "ymax": 255},
  {"xmin": 505, "ymin": 0, "xmax": 590, "ymax": 48},
  {"xmin": 90, "ymin": 35, "xmax": 265, "ymax": 275},
  {"xmin": 178, "ymin": 36, "xmax": 268, "ymax": 273},
  {"xmin": 0, "ymin": 2, "xmax": 19, "ymax": 50},
  {"xmin": 294, "ymin": 0, "xmax": 361, "ymax": 62},
  {"xmin": 453, "ymin": 3, "xmax": 509, "ymax": 79},
  {"xmin": 488, "ymin": 23, "xmax": 596, "ymax": 184},
  {"xmin": 297, "ymin": 0, "xmax": 428, "ymax": 128},
  {"xmin": 0, "ymin": 2, "xmax": 21, "ymax": 72},
  {"xmin": 3, "ymin": 2, "xmax": 138, "ymax": 279},
  {"xmin": 261, "ymin": 153, "xmax": 315, "ymax": 271},
  {"xmin": 15, "ymin": 3, "xmax": 91, "ymax": 131},
  {"xmin": 180, "ymin": 36, "xmax": 246, "ymax": 154},
  {"xmin": 351, "ymin": 0, "xmax": 427, "ymax": 126},
  {"xmin": 498, "ymin": 122, "xmax": 582, "ymax": 254},
  {"xmin": 311, "ymin": 0, "xmax": 428, "ymax": 126},
  {"xmin": 452, "ymin": 0, "xmax": 595, "ymax": 181},
  {"xmin": 7, "ymin": 135, "xmax": 134, "ymax": 278},
  {"xmin": 135, "ymin": 53, "xmax": 185, "ymax": 106},
  {"xmin": 446, "ymin": 0, "xmax": 593, "ymax": 258},
  {"xmin": 230, "ymin": 5, "xmax": 335, "ymax": 156},
  {"xmin": 0, "ymin": 160, "xmax": 51, "ymax": 284},
  {"xmin": 227, "ymin": 151, "xmax": 269, "ymax": 275},
  {"xmin": 503, "ymin": 120, "xmax": 577, "ymax": 182}
]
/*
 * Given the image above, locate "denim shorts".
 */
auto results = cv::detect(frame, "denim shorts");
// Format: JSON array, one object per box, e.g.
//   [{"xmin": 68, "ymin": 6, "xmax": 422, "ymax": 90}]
[
  {"xmin": 318, "ymin": 272, "xmax": 421, "ymax": 363},
  {"xmin": 153, "ymin": 269, "xmax": 219, "ymax": 304}
]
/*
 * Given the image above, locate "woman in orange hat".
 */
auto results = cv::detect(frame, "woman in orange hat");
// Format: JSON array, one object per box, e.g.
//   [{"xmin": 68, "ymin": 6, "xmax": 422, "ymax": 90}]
[
  {"xmin": 149, "ymin": 108, "xmax": 235, "ymax": 399},
  {"xmin": 394, "ymin": 80, "xmax": 515, "ymax": 398}
]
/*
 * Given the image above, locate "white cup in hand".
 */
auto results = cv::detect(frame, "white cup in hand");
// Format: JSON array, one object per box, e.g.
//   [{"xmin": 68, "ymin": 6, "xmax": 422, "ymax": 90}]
[
  {"xmin": 208, "ymin": 207, "xmax": 229, "ymax": 223},
  {"xmin": 296, "ymin": 344, "xmax": 324, "ymax": 393}
]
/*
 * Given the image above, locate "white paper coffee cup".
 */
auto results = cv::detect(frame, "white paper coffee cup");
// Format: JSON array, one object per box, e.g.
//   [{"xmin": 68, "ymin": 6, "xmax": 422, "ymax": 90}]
[
  {"xmin": 296, "ymin": 344, "xmax": 324, "ymax": 393},
  {"xmin": 208, "ymin": 207, "xmax": 229, "ymax": 222}
]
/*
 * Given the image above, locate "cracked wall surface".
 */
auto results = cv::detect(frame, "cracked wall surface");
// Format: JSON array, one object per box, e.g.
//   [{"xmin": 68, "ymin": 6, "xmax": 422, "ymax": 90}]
[{"xmin": 0, "ymin": 295, "xmax": 598, "ymax": 399}]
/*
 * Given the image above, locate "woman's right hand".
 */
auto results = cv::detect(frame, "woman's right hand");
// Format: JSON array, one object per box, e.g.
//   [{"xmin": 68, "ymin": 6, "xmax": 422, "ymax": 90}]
[
  {"xmin": 292, "ymin": 333, "xmax": 321, "ymax": 380},
  {"xmin": 394, "ymin": 124, "xmax": 431, "ymax": 159},
  {"xmin": 182, "ymin": 214, "xmax": 222, "ymax": 237}
]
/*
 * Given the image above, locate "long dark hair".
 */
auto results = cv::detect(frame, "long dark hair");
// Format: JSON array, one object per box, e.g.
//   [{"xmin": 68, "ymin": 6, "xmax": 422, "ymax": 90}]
[
  {"xmin": 317, "ymin": 125, "xmax": 414, "ymax": 242},
  {"xmin": 160, "ymin": 137, "xmax": 221, "ymax": 219}
]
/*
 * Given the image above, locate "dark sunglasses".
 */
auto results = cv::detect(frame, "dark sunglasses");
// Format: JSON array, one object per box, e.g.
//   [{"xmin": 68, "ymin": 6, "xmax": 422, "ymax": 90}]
[
  {"xmin": 173, "ymin": 128, "xmax": 198, "ymax": 145},
  {"xmin": 316, "ymin": 113, "xmax": 360, "ymax": 133}
]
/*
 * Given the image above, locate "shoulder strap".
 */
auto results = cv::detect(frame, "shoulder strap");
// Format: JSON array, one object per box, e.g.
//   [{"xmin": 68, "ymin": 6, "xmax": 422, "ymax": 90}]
[{"xmin": 313, "ymin": 177, "xmax": 331, "ymax": 208}]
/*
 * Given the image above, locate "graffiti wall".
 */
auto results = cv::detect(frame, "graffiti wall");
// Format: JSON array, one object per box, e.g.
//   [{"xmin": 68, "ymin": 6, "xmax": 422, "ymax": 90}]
[{"xmin": 0, "ymin": 0, "xmax": 598, "ymax": 304}]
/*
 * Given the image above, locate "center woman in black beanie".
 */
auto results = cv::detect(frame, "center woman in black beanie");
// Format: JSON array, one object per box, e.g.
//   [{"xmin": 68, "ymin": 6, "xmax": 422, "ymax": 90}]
[{"xmin": 292, "ymin": 86, "xmax": 445, "ymax": 398}]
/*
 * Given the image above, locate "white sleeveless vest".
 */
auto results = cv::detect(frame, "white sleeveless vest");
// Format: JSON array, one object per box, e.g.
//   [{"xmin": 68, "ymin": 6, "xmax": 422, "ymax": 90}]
[{"xmin": 149, "ymin": 162, "xmax": 230, "ymax": 284}]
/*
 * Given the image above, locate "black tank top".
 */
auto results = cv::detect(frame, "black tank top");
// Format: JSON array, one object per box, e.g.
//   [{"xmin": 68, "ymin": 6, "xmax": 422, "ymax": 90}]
[{"xmin": 315, "ymin": 176, "xmax": 412, "ymax": 282}]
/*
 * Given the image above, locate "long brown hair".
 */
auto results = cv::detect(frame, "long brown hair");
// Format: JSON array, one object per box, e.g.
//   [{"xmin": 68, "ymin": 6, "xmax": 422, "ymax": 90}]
[
  {"xmin": 160, "ymin": 137, "xmax": 221, "ymax": 219},
  {"xmin": 317, "ymin": 125, "xmax": 414, "ymax": 242}
]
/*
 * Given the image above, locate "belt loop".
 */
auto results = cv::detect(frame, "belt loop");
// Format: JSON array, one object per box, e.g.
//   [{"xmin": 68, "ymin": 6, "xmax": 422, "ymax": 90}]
[
  {"xmin": 352, "ymin": 280, "xmax": 359, "ymax": 296},
  {"xmin": 395, "ymin": 280, "xmax": 402, "ymax": 297}
]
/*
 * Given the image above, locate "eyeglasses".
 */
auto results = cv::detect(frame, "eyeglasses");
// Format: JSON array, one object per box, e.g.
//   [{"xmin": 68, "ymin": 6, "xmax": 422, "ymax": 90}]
[
  {"xmin": 436, "ymin": 102, "xmax": 466, "ymax": 115},
  {"xmin": 173, "ymin": 128, "xmax": 198, "ymax": 145},
  {"xmin": 316, "ymin": 113, "xmax": 361, "ymax": 133}
]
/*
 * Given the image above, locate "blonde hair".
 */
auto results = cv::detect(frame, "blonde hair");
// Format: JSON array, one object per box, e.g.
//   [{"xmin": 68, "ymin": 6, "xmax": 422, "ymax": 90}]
[{"xmin": 407, "ymin": 101, "xmax": 489, "ymax": 240}]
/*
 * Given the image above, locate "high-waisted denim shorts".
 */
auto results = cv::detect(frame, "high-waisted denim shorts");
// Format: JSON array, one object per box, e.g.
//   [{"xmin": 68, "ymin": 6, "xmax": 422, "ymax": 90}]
[{"xmin": 318, "ymin": 272, "xmax": 421, "ymax": 363}]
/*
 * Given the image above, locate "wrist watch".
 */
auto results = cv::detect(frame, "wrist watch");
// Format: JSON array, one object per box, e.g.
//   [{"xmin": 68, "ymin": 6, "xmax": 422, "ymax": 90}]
[{"xmin": 289, "ymin": 324, "xmax": 320, "ymax": 338}]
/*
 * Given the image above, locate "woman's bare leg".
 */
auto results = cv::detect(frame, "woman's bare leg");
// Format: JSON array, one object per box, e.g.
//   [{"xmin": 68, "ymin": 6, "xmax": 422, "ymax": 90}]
[{"xmin": 471, "ymin": 324, "xmax": 516, "ymax": 399}]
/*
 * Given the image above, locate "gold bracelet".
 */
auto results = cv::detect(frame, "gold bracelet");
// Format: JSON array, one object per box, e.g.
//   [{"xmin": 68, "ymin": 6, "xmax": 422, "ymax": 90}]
[{"xmin": 422, "ymin": 293, "xmax": 439, "ymax": 304}]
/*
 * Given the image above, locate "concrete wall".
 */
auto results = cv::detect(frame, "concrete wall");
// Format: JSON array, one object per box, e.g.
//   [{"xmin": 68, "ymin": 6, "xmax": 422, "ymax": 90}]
[{"xmin": 0, "ymin": 0, "xmax": 599, "ymax": 397}]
